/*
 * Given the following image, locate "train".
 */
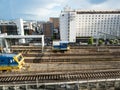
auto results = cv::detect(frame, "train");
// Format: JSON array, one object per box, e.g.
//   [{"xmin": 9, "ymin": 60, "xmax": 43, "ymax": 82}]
[
  {"xmin": 0, "ymin": 53, "xmax": 25, "ymax": 71},
  {"xmin": 52, "ymin": 41, "xmax": 70, "ymax": 51}
]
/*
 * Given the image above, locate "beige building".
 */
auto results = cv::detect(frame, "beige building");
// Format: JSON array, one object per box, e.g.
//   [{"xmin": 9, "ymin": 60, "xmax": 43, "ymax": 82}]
[{"xmin": 49, "ymin": 17, "xmax": 59, "ymax": 29}]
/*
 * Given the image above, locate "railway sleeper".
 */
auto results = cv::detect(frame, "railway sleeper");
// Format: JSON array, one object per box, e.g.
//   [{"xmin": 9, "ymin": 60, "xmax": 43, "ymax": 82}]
[
  {"xmin": 38, "ymin": 76, "xmax": 42, "ymax": 80},
  {"xmin": 4, "ymin": 77, "xmax": 9, "ymax": 82},
  {"xmin": 7, "ymin": 77, "xmax": 11, "ymax": 81},
  {"xmin": 0, "ymin": 78, "xmax": 4, "ymax": 82},
  {"xmin": 13, "ymin": 77, "xmax": 17, "ymax": 81}
]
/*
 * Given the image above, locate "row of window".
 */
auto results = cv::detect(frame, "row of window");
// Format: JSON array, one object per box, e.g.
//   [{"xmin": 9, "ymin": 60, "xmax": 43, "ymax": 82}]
[
  {"xmin": 76, "ymin": 33, "xmax": 97, "ymax": 36},
  {"xmin": 76, "ymin": 32, "xmax": 119, "ymax": 36},
  {"xmin": 77, "ymin": 14, "xmax": 120, "ymax": 17},
  {"xmin": 77, "ymin": 19, "xmax": 120, "ymax": 22},
  {"xmin": 77, "ymin": 17, "xmax": 120, "ymax": 19},
  {"xmin": 77, "ymin": 25, "xmax": 120, "ymax": 28},
  {"xmin": 77, "ymin": 28, "xmax": 120, "ymax": 30},
  {"xmin": 77, "ymin": 22, "xmax": 120, "ymax": 25},
  {"xmin": 76, "ymin": 33, "xmax": 119, "ymax": 36},
  {"xmin": 76, "ymin": 20, "xmax": 120, "ymax": 23}
]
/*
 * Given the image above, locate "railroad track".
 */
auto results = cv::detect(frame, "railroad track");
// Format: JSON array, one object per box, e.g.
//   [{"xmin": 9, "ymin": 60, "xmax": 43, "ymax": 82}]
[
  {"xmin": 23, "ymin": 48, "xmax": 120, "ymax": 63},
  {"xmin": 11, "ymin": 45, "xmax": 120, "ymax": 50},
  {"xmin": 25, "ymin": 57, "xmax": 120, "ymax": 63},
  {"xmin": 0, "ymin": 70, "xmax": 120, "ymax": 84},
  {"xmin": 23, "ymin": 52, "xmax": 120, "ymax": 57},
  {"xmin": 70, "ymin": 46, "xmax": 120, "ymax": 49}
]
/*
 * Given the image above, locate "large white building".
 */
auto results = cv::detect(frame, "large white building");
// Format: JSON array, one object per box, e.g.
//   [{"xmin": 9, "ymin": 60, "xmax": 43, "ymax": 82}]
[{"xmin": 60, "ymin": 7, "xmax": 120, "ymax": 42}]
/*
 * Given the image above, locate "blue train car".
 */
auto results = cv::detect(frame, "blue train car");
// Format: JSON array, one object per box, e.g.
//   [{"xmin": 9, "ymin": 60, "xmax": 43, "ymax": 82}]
[
  {"xmin": 0, "ymin": 53, "xmax": 25, "ymax": 71},
  {"xmin": 52, "ymin": 41, "xmax": 70, "ymax": 51}
]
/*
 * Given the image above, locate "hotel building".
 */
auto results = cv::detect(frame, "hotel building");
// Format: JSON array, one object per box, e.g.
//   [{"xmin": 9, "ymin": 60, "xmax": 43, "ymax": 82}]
[{"xmin": 60, "ymin": 7, "xmax": 120, "ymax": 42}]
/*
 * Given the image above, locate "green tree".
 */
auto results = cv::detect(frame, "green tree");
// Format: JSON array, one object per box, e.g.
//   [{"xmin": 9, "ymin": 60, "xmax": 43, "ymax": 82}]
[
  {"xmin": 109, "ymin": 40, "xmax": 114, "ymax": 45},
  {"xmin": 114, "ymin": 39, "xmax": 119, "ymax": 44},
  {"xmin": 98, "ymin": 40, "xmax": 103, "ymax": 45},
  {"xmin": 88, "ymin": 37, "xmax": 94, "ymax": 45}
]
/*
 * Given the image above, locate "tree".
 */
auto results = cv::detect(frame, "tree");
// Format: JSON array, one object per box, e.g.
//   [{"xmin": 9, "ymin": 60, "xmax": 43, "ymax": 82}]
[
  {"xmin": 88, "ymin": 37, "xmax": 94, "ymax": 45},
  {"xmin": 114, "ymin": 39, "xmax": 119, "ymax": 45},
  {"xmin": 109, "ymin": 39, "xmax": 114, "ymax": 45},
  {"xmin": 98, "ymin": 40, "xmax": 103, "ymax": 45}
]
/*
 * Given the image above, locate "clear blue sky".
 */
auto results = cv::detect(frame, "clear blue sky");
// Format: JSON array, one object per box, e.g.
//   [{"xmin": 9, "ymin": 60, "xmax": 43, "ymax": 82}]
[{"xmin": 0, "ymin": 0, "xmax": 120, "ymax": 21}]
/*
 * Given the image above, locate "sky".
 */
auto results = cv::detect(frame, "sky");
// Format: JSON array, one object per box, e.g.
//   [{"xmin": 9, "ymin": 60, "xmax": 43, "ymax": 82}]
[{"xmin": 0, "ymin": 0, "xmax": 120, "ymax": 21}]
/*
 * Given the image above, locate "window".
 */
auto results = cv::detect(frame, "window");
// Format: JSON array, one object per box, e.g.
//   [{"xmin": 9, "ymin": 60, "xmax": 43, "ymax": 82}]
[{"xmin": 17, "ymin": 55, "xmax": 23, "ymax": 61}]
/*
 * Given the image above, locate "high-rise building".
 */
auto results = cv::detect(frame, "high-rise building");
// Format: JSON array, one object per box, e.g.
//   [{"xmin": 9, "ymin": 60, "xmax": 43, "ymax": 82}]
[
  {"xmin": 60, "ymin": 7, "xmax": 120, "ymax": 42},
  {"xmin": 49, "ymin": 17, "xmax": 59, "ymax": 29},
  {"xmin": 43, "ymin": 22, "xmax": 53, "ymax": 39},
  {"xmin": 49, "ymin": 17, "xmax": 59, "ymax": 39}
]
